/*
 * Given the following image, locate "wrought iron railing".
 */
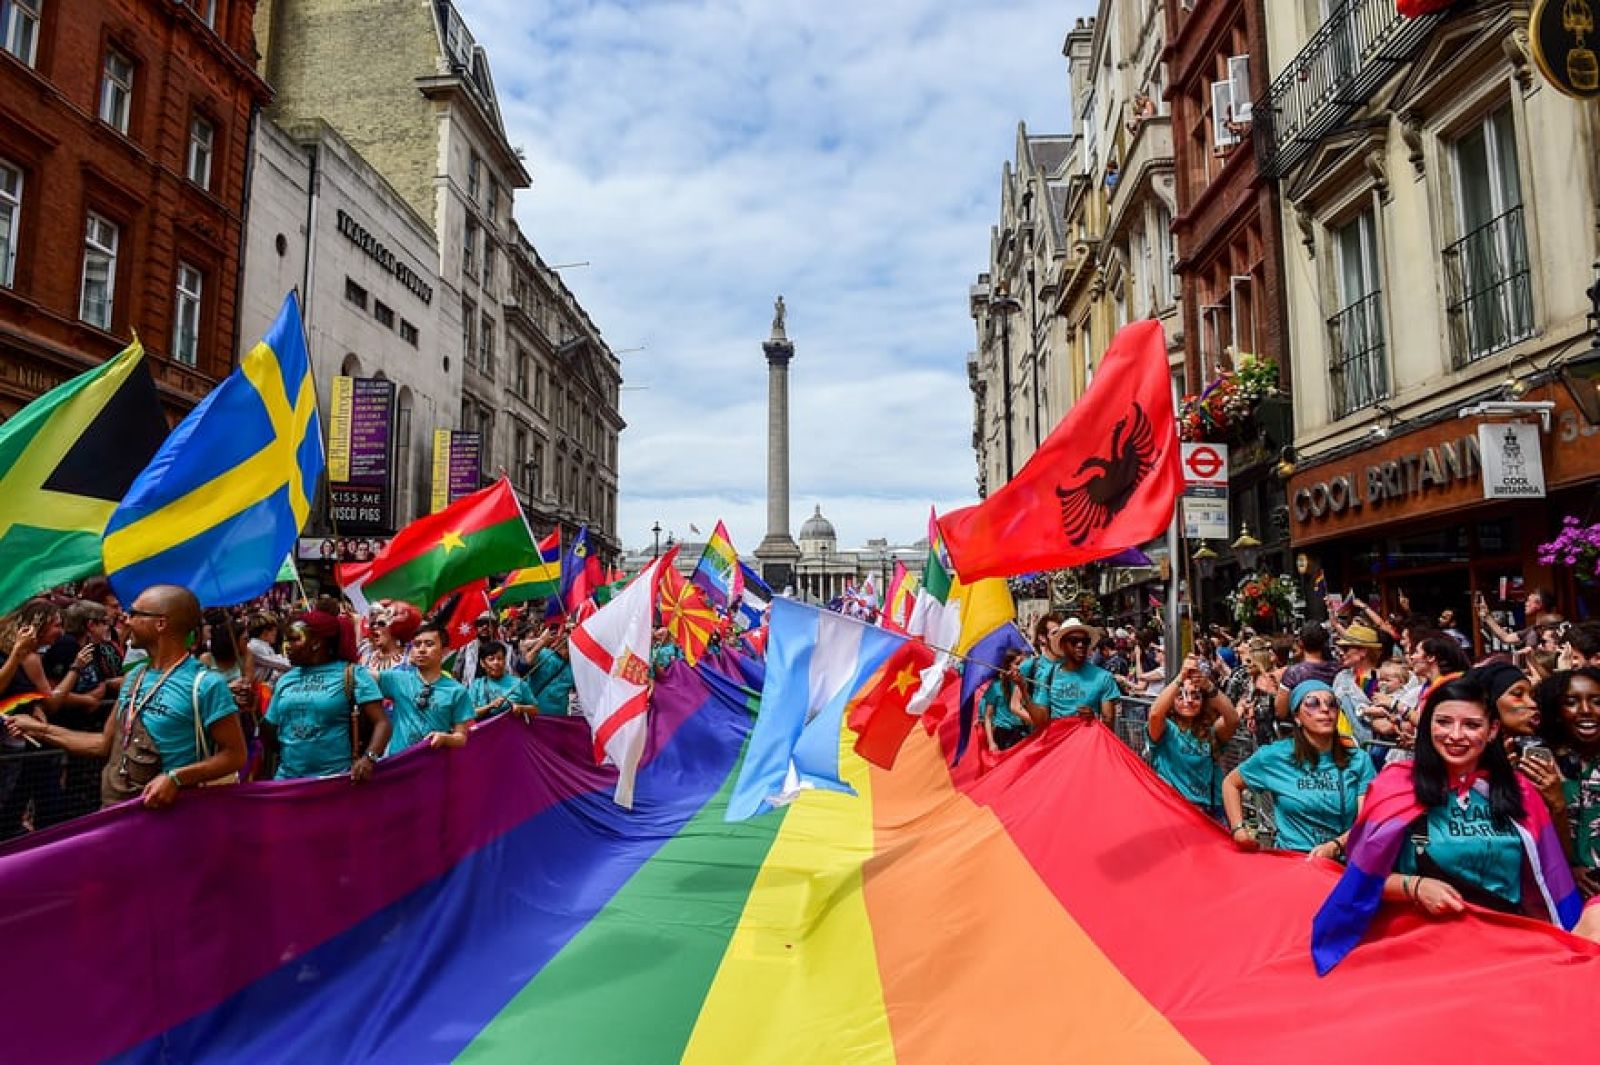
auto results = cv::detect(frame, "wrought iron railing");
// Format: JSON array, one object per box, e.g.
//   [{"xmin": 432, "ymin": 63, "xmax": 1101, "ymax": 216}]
[
  {"xmin": 1254, "ymin": 0, "xmax": 1445, "ymax": 177},
  {"xmin": 1443, "ymin": 204, "xmax": 1534, "ymax": 365},
  {"xmin": 1327, "ymin": 290, "xmax": 1389, "ymax": 420}
]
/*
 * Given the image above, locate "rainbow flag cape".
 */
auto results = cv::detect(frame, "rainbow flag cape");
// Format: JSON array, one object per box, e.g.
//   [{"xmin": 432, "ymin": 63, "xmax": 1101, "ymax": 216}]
[
  {"xmin": 490, "ymin": 529, "xmax": 562, "ymax": 607},
  {"xmin": 2, "ymin": 662, "xmax": 1599, "ymax": 1061},
  {"xmin": 689, "ymin": 519, "xmax": 742, "ymax": 609}
]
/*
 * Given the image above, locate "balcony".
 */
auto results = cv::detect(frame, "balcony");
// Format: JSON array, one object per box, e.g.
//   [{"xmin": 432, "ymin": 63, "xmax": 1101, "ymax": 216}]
[
  {"xmin": 1443, "ymin": 204, "xmax": 1535, "ymax": 367},
  {"xmin": 1106, "ymin": 115, "xmax": 1172, "ymax": 240},
  {"xmin": 1327, "ymin": 290, "xmax": 1388, "ymax": 421},
  {"xmin": 1253, "ymin": 0, "xmax": 1445, "ymax": 178}
]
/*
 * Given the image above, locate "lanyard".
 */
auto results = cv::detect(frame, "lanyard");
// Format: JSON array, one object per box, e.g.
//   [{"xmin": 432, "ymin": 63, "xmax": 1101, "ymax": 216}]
[{"xmin": 119, "ymin": 660, "xmax": 184, "ymax": 752}]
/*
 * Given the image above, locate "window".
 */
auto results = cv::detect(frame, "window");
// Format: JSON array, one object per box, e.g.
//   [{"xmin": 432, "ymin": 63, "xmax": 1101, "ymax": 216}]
[
  {"xmin": 0, "ymin": 159, "xmax": 19, "ymax": 288},
  {"xmin": 1, "ymin": 0, "xmax": 40, "ymax": 66},
  {"xmin": 516, "ymin": 347, "xmax": 529, "ymax": 398},
  {"xmin": 486, "ymin": 179, "xmax": 499, "ymax": 223},
  {"xmin": 344, "ymin": 277, "xmax": 367, "ymax": 310},
  {"xmin": 468, "ymin": 153, "xmax": 482, "ymax": 202},
  {"xmin": 482, "ymin": 242, "xmax": 494, "ymax": 295},
  {"xmin": 1154, "ymin": 204, "xmax": 1175, "ymax": 308},
  {"xmin": 100, "ymin": 50, "xmax": 134, "ymax": 134},
  {"xmin": 528, "ymin": 440, "xmax": 543, "ymax": 496},
  {"xmin": 1444, "ymin": 105, "xmax": 1532, "ymax": 363},
  {"xmin": 373, "ymin": 300, "xmax": 394, "ymax": 329},
  {"xmin": 462, "ymin": 297, "xmax": 477, "ymax": 367},
  {"xmin": 479, "ymin": 313, "xmax": 494, "ymax": 376},
  {"xmin": 1327, "ymin": 209, "xmax": 1387, "ymax": 419},
  {"xmin": 513, "ymin": 424, "xmax": 528, "ymax": 490},
  {"xmin": 463, "ymin": 217, "xmax": 478, "ymax": 277},
  {"xmin": 79, "ymin": 213, "xmax": 118, "ymax": 329},
  {"xmin": 187, "ymin": 117, "xmax": 214, "ymax": 189},
  {"xmin": 172, "ymin": 262, "xmax": 202, "ymax": 366},
  {"xmin": 188, "ymin": 0, "xmax": 215, "ymax": 27},
  {"xmin": 400, "ymin": 319, "xmax": 419, "ymax": 346}
]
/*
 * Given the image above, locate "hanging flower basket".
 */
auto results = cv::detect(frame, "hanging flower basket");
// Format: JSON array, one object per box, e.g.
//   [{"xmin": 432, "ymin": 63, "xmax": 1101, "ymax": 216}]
[
  {"xmin": 1226, "ymin": 573, "xmax": 1299, "ymax": 631},
  {"xmin": 1538, "ymin": 517, "xmax": 1600, "ymax": 586},
  {"xmin": 1178, "ymin": 354, "xmax": 1280, "ymax": 444}
]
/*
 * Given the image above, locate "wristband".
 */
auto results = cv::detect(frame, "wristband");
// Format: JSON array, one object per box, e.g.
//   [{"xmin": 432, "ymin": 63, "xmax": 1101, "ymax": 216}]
[
  {"xmin": 1230, "ymin": 824, "xmax": 1248, "ymax": 836},
  {"xmin": 166, "ymin": 769, "xmax": 183, "ymax": 788}
]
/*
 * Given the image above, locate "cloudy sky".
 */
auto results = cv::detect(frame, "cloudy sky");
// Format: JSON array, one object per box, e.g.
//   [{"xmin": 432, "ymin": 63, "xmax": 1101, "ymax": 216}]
[{"xmin": 462, "ymin": 0, "xmax": 1093, "ymax": 552}]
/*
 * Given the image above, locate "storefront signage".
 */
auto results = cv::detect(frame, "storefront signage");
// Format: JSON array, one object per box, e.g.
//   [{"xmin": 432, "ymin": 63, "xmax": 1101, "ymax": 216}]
[
  {"xmin": 1181, "ymin": 443, "xmax": 1230, "ymax": 539},
  {"xmin": 1291, "ymin": 435, "xmax": 1480, "ymax": 522},
  {"xmin": 327, "ymin": 376, "xmax": 395, "ymax": 534},
  {"xmin": 336, "ymin": 209, "xmax": 435, "ymax": 305},
  {"xmin": 1477, "ymin": 422, "xmax": 1547, "ymax": 499},
  {"xmin": 430, "ymin": 429, "xmax": 482, "ymax": 512},
  {"xmin": 1530, "ymin": 0, "xmax": 1599, "ymax": 99}
]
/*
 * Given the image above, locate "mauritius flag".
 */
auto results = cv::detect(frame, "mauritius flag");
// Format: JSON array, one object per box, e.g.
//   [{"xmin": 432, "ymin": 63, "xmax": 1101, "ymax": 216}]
[
  {"xmin": 339, "ymin": 477, "xmax": 536, "ymax": 610},
  {"xmin": 492, "ymin": 530, "xmax": 562, "ymax": 608}
]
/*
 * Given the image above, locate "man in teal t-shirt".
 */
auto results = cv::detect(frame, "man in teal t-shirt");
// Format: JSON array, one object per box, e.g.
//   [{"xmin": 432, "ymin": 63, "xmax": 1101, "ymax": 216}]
[
  {"xmin": 379, "ymin": 623, "xmax": 474, "ymax": 754},
  {"xmin": 1237, "ymin": 740, "xmax": 1376, "ymax": 853},
  {"xmin": 267, "ymin": 661, "xmax": 383, "ymax": 780},
  {"xmin": 1395, "ymin": 785, "xmax": 1525, "ymax": 906},
  {"xmin": 525, "ymin": 634, "xmax": 576, "ymax": 717},
  {"xmin": 128, "ymin": 656, "xmax": 238, "ymax": 773},
  {"xmin": 1033, "ymin": 620, "xmax": 1121, "ymax": 724}
]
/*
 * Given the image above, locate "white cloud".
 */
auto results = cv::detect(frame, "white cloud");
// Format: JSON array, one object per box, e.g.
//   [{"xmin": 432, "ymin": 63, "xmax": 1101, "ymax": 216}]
[{"xmin": 459, "ymin": 0, "xmax": 1094, "ymax": 552}]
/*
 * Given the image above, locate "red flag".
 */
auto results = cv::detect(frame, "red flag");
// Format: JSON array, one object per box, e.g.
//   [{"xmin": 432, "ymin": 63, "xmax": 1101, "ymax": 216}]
[
  {"xmin": 846, "ymin": 639, "xmax": 939, "ymax": 769},
  {"xmin": 437, "ymin": 578, "xmax": 493, "ymax": 651},
  {"xmin": 939, "ymin": 320, "xmax": 1182, "ymax": 580},
  {"xmin": 658, "ymin": 563, "xmax": 718, "ymax": 667},
  {"xmin": 1397, "ymin": 0, "xmax": 1452, "ymax": 16}
]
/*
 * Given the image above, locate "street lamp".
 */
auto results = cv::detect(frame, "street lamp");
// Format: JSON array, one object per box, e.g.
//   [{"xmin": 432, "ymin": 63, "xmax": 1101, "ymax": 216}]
[
  {"xmin": 1192, "ymin": 543, "xmax": 1219, "ymax": 632},
  {"xmin": 989, "ymin": 291, "xmax": 1023, "ymax": 481},
  {"xmin": 1558, "ymin": 267, "xmax": 1600, "ymax": 426},
  {"xmin": 651, "ymin": 521, "xmax": 662, "ymax": 560},
  {"xmin": 1231, "ymin": 523, "xmax": 1263, "ymax": 573}
]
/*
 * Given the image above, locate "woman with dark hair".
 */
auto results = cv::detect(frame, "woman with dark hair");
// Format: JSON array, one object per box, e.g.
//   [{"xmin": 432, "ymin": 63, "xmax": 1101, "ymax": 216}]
[
  {"xmin": 1311, "ymin": 679, "xmax": 1581, "ymax": 973},
  {"xmin": 263, "ymin": 611, "xmax": 391, "ymax": 783},
  {"xmin": 1222, "ymin": 679, "xmax": 1374, "ymax": 855},
  {"xmin": 1145, "ymin": 654, "xmax": 1239, "ymax": 820},
  {"xmin": 981, "ymin": 647, "xmax": 1031, "ymax": 752},
  {"xmin": 1016, "ymin": 613, "xmax": 1063, "ymax": 714},
  {"xmin": 1536, "ymin": 666, "xmax": 1600, "ymax": 896}
]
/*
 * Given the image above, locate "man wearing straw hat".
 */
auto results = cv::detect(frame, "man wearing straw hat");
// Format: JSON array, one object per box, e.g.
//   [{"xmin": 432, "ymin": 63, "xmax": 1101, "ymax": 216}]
[
  {"xmin": 1331, "ymin": 622, "xmax": 1399, "ymax": 747},
  {"xmin": 1025, "ymin": 617, "xmax": 1123, "ymax": 726}
]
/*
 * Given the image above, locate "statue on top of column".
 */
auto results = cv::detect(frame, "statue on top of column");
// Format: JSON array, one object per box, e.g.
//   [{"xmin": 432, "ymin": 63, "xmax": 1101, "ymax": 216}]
[{"xmin": 771, "ymin": 294, "xmax": 787, "ymax": 338}]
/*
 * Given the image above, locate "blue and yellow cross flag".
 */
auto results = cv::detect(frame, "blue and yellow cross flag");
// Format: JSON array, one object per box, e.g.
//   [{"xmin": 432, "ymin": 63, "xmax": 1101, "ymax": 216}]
[{"xmin": 102, "ymin": 293, "xmax": 324, "ymax": 607}]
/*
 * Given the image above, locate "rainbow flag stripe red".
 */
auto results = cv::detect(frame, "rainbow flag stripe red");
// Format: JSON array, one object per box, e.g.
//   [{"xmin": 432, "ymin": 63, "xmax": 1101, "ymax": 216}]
[
  {"xmin": 0, "ymin": 691, "xmax": 44, "ymax": 715},
  {"xmin": 1, "ymin": 660, "xmax": 1596, "ymax": 1061}
]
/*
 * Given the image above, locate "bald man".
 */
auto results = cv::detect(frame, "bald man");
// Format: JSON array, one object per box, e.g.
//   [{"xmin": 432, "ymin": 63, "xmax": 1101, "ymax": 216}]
[{"xmin": 5, "ymin": 584, "xmax": 246, "ymax": 809}]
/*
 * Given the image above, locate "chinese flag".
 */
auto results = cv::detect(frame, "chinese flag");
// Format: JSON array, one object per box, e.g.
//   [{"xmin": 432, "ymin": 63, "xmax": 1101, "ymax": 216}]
[
  {"xmin": 847, "ymin": 639, "xmax": 939, "ymax": 770},
  {"xmin": 939, "ymin": 320, "xmax": 1183, "ymax": 581}
]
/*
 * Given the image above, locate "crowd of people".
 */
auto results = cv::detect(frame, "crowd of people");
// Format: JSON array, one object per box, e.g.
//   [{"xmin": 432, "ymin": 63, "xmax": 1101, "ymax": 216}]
[
  {"xmin": 0, "ymin": 581, "xmax": 586, "ymax": 837},
  {"xmin": 978, "ymin": 594, "xmax": 1600, "ymax": 946},
  {"xmin": 6, "ymin": 576, "xmax": 1600, "ymax": 952}
]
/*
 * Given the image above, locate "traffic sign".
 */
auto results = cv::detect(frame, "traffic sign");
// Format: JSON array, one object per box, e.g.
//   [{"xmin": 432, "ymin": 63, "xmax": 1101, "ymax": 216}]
[{"xmin": 1182, "ymin": 443, "xmax": 1229, "ymax": 487}]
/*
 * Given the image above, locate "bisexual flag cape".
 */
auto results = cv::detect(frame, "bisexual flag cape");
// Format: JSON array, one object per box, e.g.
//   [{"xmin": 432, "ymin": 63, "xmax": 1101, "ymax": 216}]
[
  {"xmin": 1312, "ymin": 761, "xmax": 1582, "ymax": 974},
  {"xmin": 4, "ymin": 664, "xmax": 1600, "ymax": 1060}
]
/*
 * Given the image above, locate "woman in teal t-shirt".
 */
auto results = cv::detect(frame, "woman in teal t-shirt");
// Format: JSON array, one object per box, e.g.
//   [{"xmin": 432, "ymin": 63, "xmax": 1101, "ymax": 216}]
[
  {"xmin": 1146, "ymin": 655, "xmax": 1240, "ymax": 819},
  {"xmin": 1222, "ymin": 679, "xmax": 1374, "ymax": 855},
  {"xmin": 982, "ymin": 649, "xmax": 1031, "ymax": 752},
  {"xmin": 264, "ymin": 611, "xmax": 390, "ymax": 783},
  {"xmin": 468, "ymin": 643, "xmax": 533, "ymax": 720}
]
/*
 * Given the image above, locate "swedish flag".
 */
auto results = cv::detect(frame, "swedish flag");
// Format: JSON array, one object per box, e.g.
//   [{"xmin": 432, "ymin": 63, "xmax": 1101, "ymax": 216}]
[{"xmin": 102, "ymin": 293, "xmax": 324, "ymax": 606}]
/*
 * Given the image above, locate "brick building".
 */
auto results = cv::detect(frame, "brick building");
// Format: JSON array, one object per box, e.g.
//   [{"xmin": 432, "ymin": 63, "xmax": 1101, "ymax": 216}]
[{"xmin": 0, "ymin": 0, "xmax": 270, "ymax": 417}]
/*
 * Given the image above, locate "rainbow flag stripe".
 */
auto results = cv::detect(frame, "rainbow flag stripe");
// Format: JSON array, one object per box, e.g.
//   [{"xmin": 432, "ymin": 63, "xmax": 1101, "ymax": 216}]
[
  {"xmin": 1, "ymin": 657, "xmax": 1596, "ymax": 1061},
  {"xmin": 0, "ymin": 691, "xmax": 44, "ymax": 714}
]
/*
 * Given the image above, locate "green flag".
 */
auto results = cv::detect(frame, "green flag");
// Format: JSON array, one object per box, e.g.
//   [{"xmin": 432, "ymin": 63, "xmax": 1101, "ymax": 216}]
[
  {"xmin": 276, "ymin": 555, "xmax": 298, "ymax": 583},
  {"xmin": 0, "ymin": 341, "xmax": 167, "ymax": 614}
]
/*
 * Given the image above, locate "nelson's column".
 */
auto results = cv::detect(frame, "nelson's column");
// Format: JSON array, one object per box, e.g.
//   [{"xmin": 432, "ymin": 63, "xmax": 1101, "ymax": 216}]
[{"xmin": 754, "ymin": 295, "xmax": 801, "ymax": 589}]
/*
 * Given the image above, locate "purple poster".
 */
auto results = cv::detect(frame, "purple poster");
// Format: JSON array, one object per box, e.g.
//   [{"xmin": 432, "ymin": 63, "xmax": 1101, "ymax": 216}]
[
  {"xmin": 330, "ymin": 376, "xmax": 395, "ymax": 534},
  {"xmin": 449, "ymin": 431, "xmax": 482, "ymax": 502}
]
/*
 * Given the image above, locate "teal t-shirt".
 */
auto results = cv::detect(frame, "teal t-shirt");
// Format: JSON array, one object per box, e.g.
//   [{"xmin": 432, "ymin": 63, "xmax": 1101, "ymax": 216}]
[
  {"xmin": 121, "ymin": 658, "xmax": 237, "ymax": 771},
  {"xmin": 378, "ymin": 670, "xmax": 474, "ymax": 754},
  {"xmin": 1148, "ymin": 722, "xmax": 1220, "ymax": 808},
  {"xmin": 1237, "ymin": 740, "xmax": 1376, "ymax": 853},
  {"xmin": 651, "ymin": 644, "xmax": 683, "ymax": 672},
  {"xmin": 1046, "ymin": 663, "xmax": 1121, "ymax": 720},
  {"xmin": 1396, "ymin": 787, "xmax": 1524, "ymax": 906},
  {"xmin": 1018, "ymin": 656, "xmax": 1058, "ymax": 707},
  {"xmin": 468, "ymin": 673, "xmax": 532, "ymax": 717},
  {"xmin": 265, "ymin": 663, "xmax": 382, "ymax": 780},
  {"xmin": 983, "ymin": 679, "xmax": 1025, "ymax": 731},
  {"xmin": 525, "ymin": 648, "xmax": 575, "ymax": 716}
]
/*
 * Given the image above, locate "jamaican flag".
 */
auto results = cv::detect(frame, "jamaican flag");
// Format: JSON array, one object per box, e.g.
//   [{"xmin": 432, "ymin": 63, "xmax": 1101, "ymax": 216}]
[{"xmin": 0, "ymin": 341, "xmax": 167, "ymax": 613}]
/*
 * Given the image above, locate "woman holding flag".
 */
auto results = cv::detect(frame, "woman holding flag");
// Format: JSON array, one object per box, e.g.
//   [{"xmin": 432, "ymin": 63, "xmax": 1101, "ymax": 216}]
[{"xmin": 1312, "ymin": 678, "xmax": 1581, "ymax": 973}]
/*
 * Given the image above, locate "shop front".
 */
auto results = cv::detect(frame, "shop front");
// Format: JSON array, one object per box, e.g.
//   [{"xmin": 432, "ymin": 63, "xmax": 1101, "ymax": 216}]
[{"xmin": 1287, "ymin": 383, "xmax": 1600, "ymax": 650}]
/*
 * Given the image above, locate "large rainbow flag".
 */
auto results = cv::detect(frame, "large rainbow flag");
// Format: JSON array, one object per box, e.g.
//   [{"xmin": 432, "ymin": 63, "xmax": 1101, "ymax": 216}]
[{"xmin": 1, "ymin": 655, "xmax": 1597, "ymax": 1061}]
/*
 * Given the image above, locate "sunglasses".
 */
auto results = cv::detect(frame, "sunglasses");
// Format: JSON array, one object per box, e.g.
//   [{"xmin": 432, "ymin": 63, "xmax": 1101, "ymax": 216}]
[
  {"xmin": 1299, "ymin": 695, "xmax": 1338, "ymax": 710},
  {"xmin": 1062, "ymin": 635, "xmax": 1091, "ymax": 646},
  {"xmin": 127, "ymin": 608, "xmax": 166, "ymax": 620},
  {"xmin": 416, "ymin": 682, "xmax": 435, "ymax": 711}
]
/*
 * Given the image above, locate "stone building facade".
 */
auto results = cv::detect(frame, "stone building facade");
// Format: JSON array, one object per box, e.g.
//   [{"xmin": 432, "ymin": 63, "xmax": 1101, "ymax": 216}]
[
  {"xmin": 254, "ymin": 0, "xmax": 622, "ymax": 556},
  {"xmin": 1263, "ymin": 0, "xmax": 1600, "ymax": 634},
  {"xmin": 0, "ymin": 0, "xmax": 270, "ymax": 417}
]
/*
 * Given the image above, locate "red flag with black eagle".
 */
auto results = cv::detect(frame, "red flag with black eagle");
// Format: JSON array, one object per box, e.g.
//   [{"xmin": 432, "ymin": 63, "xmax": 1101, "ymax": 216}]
[{"xmin": 938, "ymin": 320, "xmax": 1183, "ymax": 580}]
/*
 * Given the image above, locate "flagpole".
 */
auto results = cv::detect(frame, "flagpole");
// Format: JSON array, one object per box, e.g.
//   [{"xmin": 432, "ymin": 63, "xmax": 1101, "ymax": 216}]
[{"xmin": 1164, "ymin": 376, "xmax": 1182, "ymax": 684}]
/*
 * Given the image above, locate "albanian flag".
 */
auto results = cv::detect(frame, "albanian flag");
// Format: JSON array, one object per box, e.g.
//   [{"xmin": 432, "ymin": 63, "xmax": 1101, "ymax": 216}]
[{"xmin": 939, "ymin": 320, "xmax": 1183, "ymax": 581}]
